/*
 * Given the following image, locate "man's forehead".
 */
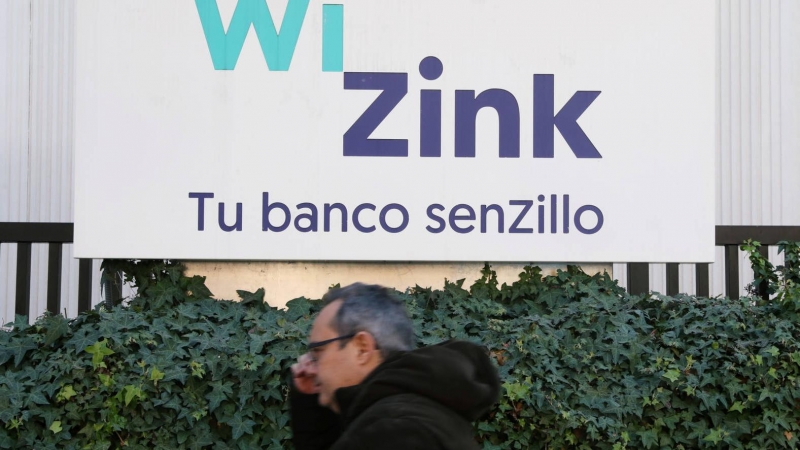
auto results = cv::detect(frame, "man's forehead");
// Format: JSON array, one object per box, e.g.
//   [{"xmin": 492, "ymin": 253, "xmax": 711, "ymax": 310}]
[{"xmin": 310, "ymin": 299, "xmax": 343, "ymax": 338}]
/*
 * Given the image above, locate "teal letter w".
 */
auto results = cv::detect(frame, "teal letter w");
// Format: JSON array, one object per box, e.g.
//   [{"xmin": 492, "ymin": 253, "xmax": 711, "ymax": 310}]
[{"xmin": 195, "ymin": 0, "xmax": 342, "ymax": 71}]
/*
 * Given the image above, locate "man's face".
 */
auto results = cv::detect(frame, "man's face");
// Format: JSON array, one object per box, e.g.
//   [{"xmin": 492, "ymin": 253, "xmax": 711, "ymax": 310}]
[{"xmin": 307, "ymin": 300, "xmax": 363, "ymax": 412}]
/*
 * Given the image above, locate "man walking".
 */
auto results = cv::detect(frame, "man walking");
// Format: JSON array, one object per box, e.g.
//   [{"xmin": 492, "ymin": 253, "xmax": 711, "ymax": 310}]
[{"xmin": 290, "ymin": 283, "xmax": 500, "ymax": 449}]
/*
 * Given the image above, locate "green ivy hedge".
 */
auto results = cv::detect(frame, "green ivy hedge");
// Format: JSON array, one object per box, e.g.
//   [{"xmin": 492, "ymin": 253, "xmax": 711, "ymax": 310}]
[{"xmin": 1, "ymin": 243, "xmax": 800, "ymax": 449}]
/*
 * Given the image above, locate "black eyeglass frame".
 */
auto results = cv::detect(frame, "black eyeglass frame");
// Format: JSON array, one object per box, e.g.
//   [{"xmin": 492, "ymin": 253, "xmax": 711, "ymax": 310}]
[{"xmin": 307, "ymin": 333, "xmax": 356, "ymax": 350}]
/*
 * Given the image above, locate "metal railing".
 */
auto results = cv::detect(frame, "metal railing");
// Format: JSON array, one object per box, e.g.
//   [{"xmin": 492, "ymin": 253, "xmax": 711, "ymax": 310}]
[
  {"xmin": 0, "ymin": 222, "xmax": 93, "ymax": 317},
  {"xmin": 627, "ymin": 226, "xmax": 800, "ymax": 299},
  {"xmin": 3, "ymin": 223, "xmax": 800, "ymax": 318}
]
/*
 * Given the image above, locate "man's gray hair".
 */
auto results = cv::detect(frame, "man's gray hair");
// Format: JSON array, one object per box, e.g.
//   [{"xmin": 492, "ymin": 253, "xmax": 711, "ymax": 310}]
[{"xmin": 322, "ymin": 283, "xmax": 415, "ymax": 358}]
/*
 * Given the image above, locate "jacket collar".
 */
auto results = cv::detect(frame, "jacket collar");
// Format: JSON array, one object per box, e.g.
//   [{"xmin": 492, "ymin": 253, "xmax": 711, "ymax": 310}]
[
  {"xmin": 333, "ymin": 383, "xmax": 364, "ymax": 424},
  {"xmin": 333, "ymin": 350, "xmax": 404, "ymax": 425}
]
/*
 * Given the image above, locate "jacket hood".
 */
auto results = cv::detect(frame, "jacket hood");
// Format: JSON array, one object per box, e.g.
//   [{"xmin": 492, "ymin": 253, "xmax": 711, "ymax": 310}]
[{"xmin": 335, "ymin": 340, "xmax": 500, "ymax": 424}]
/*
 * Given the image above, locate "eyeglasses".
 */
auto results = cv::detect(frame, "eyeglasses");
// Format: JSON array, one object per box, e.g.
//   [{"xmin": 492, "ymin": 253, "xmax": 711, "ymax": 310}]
[
  {"xmin": 306, "ymin": 334, "xmax": 356, "ymax": 364},
  {"xmin": 307, "ymin": 334, "xmax": 356, "ymax": 351}
]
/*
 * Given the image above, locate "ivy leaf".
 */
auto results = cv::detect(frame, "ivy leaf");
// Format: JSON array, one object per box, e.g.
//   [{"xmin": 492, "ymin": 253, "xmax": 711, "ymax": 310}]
[
  {"xmin": 249, "ymin": 333, "xmax": 274, "ymax": 356},
  {"xmin": 153, "ymin": 393, "xmax": 182, "ymax": 412},
  {"xmin": 4, "ymin": 338, "xmax": 37, "ymax": 368},
  {"xmin": 237, "ymin": 378, "xmax": 255, "ymax": 406},
  {"xmin": 67, "ymin": 329, "xmax": 103, "ymax": 354},
  {"xmin": 114, "ymin": 311, "xmax": 146, "ymax": 331},
  {"xmin": 226, "ymin": 414, "xmax": 256, "ymax": 440},
  {"xmin": 703, "ymin": 428, "xmax": 724, "ymax": 444},
  {"xmin": 7, "ymin": 315, "xmax": 30, "ymax": 332},
  {"xmin": 162, "ymin": 366, "xmax": 189, "ymax": 385},
  {"xmin": 43, "ymin": 315, "xmax": 70, "ymax": 346},
  {"xmin": 639, "ymin": 429, "xmax": 658, "ymax": 448},
  {"xmin": 237, "ymin": 289, "xmax": 265, "ymax": 307},
  {"xmin": 0, "ymin": 429, "xmax": 13, "ymax": 448},
  {"xmin": 123, "ymin": 385, "xmax": 143, "ymax": 406},
  {"xmin": 150, "ymin": 367, "xmax": 165, "ymax": 386},
  {"xmin": 36, "ymin": 408, "xmax": 61, "ymax": 427},
  {"xmin": 729, "ymin": 401, "xmax": 745, "ymax": 413},
  {"xmin": 98, "ymin": 373, "xmax": 113, "ymax": 387},
  {"xmin": 265, "ymin": 347, "xmax": 300, "ymax": 365},
  {"xmin": 662, "ymin": 369, "xmax": 681, "ymax": 383},
  {"xmin": 25, "ymin": 386, "xmax": 49, "ymax": 406},
  {"xmin": 56, "ymin": 385, "xmax": 76, "ymax": 402},
  {"xmin": 49, "ymin": 420, "xmax": 63, "ymax": 434},
  {"xmin": 84, "ymin": 339, "xmax": 115, "ymax": 368},
  {"xmin": 177, "ymin": 303, "xmax": 199, "ymax": 319},
  {"xmin": 148, "ymin": 282, "xmax": 185, "ymax": 309},
  {"xmin": 190, "ymin": 361, "xmax": 206, "ymax": 378},
  {"xmin": 503, "ymin": 381, "xmax": 530, "ymax": 401},
  {"xmin": 284, "ymin": 298, "xmax": 315, "ymax": 322},
  {"xmin": 206, "ymin": 381, "xmax": 234, "ymax": 412},
  {"xmin": 185, "ymin": 275, "xmax": 213, "ymax": 299},
  {"xmin": 163, "ymin": 313, "xmax": 190, "ymax": 332}
]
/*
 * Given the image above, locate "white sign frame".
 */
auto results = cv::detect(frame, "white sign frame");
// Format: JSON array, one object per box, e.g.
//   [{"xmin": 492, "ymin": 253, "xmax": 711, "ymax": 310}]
[{"xmin": 75, "ymin": 0, "xmax": 716, "ymax": 262}]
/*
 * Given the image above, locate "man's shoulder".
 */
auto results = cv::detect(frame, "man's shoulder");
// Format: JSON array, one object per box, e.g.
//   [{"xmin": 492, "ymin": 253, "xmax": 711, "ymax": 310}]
[
  {"xmin": 360, "ymin": 392, "xmax": 461, "ymax": 421},
  {"xmin": 335, "ymin": 393, "xmax": 478, "ymax": 450}
]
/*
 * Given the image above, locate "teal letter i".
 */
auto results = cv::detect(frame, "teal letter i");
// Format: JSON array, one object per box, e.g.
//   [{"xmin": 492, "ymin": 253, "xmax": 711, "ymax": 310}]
[{"xmin": 322, "ymin": 4, "xmax": 343, "ymax": 72}]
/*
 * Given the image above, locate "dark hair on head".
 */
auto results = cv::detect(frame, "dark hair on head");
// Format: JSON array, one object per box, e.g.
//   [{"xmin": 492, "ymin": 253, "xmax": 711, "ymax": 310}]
[{"xmin": 322, "ymin": 283, "xmax": 415, "ymax": 358}]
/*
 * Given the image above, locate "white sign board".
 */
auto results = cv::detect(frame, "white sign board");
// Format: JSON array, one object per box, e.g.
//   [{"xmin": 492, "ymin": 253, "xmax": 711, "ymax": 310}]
[{"xmin": 75, "ymin": 0, "xmax": 716, "ymax": 262}]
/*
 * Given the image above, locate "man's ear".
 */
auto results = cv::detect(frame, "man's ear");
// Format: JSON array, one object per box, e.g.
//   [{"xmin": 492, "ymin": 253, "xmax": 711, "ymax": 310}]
[{"xmin": 352, "ymin": 331, "xmax": 380, "ymax": 364}]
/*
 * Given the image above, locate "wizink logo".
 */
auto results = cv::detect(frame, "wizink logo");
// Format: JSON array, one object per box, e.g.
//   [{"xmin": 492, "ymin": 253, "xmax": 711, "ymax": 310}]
[
  {"xmin": 195, "ymin": 0, "xmax": 342, "ymax": 71},
  {"xmin": 195, "ymin": 0, "xmax": 601, "ymax": 159}
]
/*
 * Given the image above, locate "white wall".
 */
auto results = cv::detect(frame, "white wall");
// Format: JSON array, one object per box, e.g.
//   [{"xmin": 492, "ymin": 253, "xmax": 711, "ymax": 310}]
[
  {"xmin": 2, "ymin": 0, "xmax": 799, "ymax": 319},
  {"xmin": 613, "ymin": 0, "xmax": 800, "ymax": 296},
  {"xmin": 1, "ymin": 0, "xmax": 104, "ymax": 324}
]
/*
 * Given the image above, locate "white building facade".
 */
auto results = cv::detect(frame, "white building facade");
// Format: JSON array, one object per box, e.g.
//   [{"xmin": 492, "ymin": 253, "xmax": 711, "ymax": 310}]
[{"xmin": 1, "ymin": 0, "xmax": 799, "ymax": 321}]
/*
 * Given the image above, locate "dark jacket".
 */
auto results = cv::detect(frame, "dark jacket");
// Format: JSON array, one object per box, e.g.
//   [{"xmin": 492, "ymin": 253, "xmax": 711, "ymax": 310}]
[{"xmin": 290, "ymin": 340, "xmax": 501, "ymax": 450}]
